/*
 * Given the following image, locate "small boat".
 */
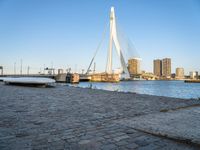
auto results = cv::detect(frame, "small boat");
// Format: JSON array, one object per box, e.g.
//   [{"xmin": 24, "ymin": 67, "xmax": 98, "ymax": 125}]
[{"xmin": 2, "ymin": 77, "xmax": 55, "ymax": 87}]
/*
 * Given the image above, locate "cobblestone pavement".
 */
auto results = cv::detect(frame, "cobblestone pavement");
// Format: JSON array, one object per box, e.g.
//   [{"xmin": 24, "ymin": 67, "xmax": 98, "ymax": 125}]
[
  {"xmin": 0, "ymin": 83, "xmax": 200, "ymax": 150},
  {"xmin": 116, "ymin": 106, "xmax": 200, "ymax": 145}
]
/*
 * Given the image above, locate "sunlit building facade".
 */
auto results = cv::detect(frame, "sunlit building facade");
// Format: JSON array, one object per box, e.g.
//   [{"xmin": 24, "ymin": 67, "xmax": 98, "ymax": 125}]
[
  {"xmin": 176, "ymin": 68, "xmax": 184, "ymax": 79},
  {"xmin": 128, "ymin": 58, "xmax": 141, "ymax": 76},
  {"xmin": 153, "ymin": 59, "xmax": 162, "ymax": 77},
  {"xmin": 190, "ymin": 71, "xmax": 198, "ymax": 79},
  {"xmin": 162, "ymin": 58, "xmax": 171, "ymax": 78}
]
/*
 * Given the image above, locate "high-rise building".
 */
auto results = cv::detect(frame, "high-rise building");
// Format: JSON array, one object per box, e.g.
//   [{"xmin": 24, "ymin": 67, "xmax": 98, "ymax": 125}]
[
  {"xmin": 128, "ymin": 58, "xmax": 141, "ymax": 76},
  {"xmin": 176, "ymin": 68, "xmax": 184, "ymax": 79},
  {"xmin": 162, "ymin": 58, "xmax": 171, "ymax": 78},
  {"xmin": 153, "ymin": 59, "xmax": 162, "ymax": 77}
]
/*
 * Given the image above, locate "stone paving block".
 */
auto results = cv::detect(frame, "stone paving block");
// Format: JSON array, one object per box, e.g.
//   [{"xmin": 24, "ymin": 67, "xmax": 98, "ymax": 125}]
[
  {"xmin": 101, "ymin": 143, "xmax": 117, "ymax": 150},
  {"xmin": 94, "ymin": 136, "xmax": 105, "ymax": 142},
  {"xmin": 126, "ymin": 142, "xmax": 139, "ymax": 149},
  {"xmin": 127, "ymin": 132, "xmax": 144, "ymax": 139},
  {"xmin": 114, "ymin": 135, "xmax": 130, "ymax": 142},
  {"xmin": 153, "ymin": 139, "xmax": 170, "ymax": 147},
  {"xmin": 133, "ymin": 136, "xmax": 151, "ymax": 147},
  {"xmin": 78, "ymin": 139, "xmax": 91, "ymax": 145},
  {"xmin": 115, "ymin": 139, "xmax": 129, "ymax": 146},
  {"xmin": 136, "ymin": 143, "xmax": 160, "ymax": 150}
]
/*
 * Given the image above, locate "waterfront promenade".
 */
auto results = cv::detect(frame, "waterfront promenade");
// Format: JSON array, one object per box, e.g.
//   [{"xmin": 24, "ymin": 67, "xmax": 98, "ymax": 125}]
[{"xmin": 0, "ymin": 82, "xmax": 200, "ymax": 149}]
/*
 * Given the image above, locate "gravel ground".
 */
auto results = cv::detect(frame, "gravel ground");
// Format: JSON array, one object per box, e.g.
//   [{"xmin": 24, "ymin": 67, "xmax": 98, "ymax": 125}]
[{"xmin": 0, "ymin": 82, "xmax": 200, "ymax": 150}]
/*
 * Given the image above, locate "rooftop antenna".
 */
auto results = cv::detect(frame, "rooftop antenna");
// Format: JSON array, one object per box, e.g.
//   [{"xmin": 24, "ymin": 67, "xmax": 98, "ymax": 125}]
[
  {"xmin": 27, "ymin": 66, "xmax": 30, "ymax": 75},
  {"xmin": 14, "ymin": 62, "xmax": 16, "ymax": 75},
  {"xmin": 20, "ymin": 59, "xmax": 23, "ymax": 75}
]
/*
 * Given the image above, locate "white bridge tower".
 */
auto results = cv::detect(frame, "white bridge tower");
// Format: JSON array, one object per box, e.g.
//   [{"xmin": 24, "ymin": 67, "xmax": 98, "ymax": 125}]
[{"xmin": 106, "ymin": 7, "xmax": 130, "ymax": 79}]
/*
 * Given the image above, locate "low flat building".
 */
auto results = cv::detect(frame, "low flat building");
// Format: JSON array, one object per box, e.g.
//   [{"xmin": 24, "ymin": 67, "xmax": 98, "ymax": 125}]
[
  {"xmin": 190, "ymin": 71, "xmax": 198, "ymax": 79},
  {"xmin": 176, "ymin": 68, "xmax": 184, "ymax": 79},
  {"xmin": 0, "ymin": 66, "xmax": 3, "ymax": 75},
  {"xmin": 66, "ymin": 73, "xmax": 80, "ymax": 84},
  {"xmin": 58, "ymin": 69, "xmax": 64, "ymax": 74},
  {"xmin": 90, "ymin": 73, "xmax": 120, "ymax": 82}
]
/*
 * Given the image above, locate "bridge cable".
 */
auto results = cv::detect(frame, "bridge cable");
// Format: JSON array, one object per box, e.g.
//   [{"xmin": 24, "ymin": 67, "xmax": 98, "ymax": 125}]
[{"xmin": 86, "ymin": 22, "xmax": 109, "ymax": 74}]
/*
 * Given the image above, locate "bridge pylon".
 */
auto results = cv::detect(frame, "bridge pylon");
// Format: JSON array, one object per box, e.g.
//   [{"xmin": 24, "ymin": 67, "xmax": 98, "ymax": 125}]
[{"xmin": 106, "ymin": 7, "xmax": 130, "ymax": 79}]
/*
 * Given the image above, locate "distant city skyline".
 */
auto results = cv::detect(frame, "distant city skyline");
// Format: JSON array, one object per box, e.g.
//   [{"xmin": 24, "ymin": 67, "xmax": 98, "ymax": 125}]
[{"xmin": 0, "ymin": 0, "xmax": 200, "ymax": 75}]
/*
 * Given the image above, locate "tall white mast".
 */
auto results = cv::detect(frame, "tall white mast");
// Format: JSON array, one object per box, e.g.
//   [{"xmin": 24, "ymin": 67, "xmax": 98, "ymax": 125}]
[{"xmin": 106, "ymin": 7, "xmax": 130, "ymax": 78}]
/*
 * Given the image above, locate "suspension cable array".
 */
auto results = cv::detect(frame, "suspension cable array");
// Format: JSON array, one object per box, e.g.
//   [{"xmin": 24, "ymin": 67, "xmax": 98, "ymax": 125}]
[{"xmin": 86, "ymin": 23, "xmax": 109, "ymax": 74}]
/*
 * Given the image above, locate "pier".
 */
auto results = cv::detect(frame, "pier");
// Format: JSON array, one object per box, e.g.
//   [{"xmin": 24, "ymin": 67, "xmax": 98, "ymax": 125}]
[{"xmin": 185, "ymin": 80, "xmax": 200, "ymax": 83}]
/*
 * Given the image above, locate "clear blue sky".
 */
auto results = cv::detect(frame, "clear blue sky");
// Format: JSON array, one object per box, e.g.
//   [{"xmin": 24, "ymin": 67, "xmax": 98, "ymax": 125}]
[{"xmin": 0, "ymin": 0, "xmax": 200, "ymax": 74}]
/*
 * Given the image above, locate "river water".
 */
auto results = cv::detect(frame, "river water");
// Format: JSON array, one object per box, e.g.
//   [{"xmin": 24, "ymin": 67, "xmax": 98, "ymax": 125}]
[{"xmin": 75, "ymin": 80, "xmax": 200, "ymax": 99}]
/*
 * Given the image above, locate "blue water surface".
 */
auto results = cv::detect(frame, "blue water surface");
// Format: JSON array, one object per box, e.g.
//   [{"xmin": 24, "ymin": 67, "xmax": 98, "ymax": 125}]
[{"xmin": 76, "ymin": 81, "xmax": 200, "ymax": 99}]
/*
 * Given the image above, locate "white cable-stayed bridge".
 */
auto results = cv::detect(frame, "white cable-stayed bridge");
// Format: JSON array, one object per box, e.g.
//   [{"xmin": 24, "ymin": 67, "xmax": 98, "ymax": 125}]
[{"xmin": 85, "ymin": 7, "xmax": 140, "ymax": 82}]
